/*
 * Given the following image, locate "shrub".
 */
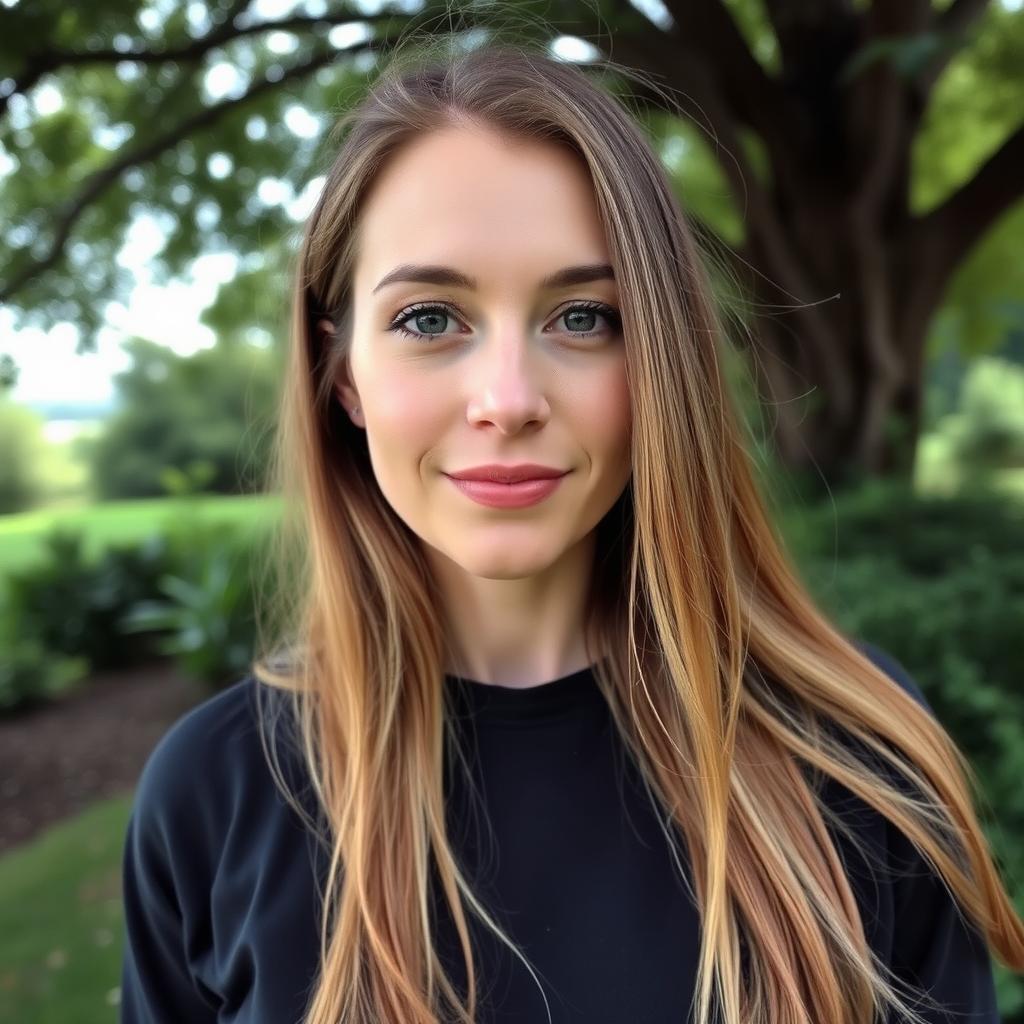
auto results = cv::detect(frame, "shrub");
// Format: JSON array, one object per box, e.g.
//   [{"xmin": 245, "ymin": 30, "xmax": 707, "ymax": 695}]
[
  {"xmin": 2, "ymin": 529, "xmax": 172, "ymax": 670},
  {"xmin": 0, "ymin": 620, "xmax": 89, "ymax": 713},
  {"xmin": 938, "ymin": 357, "xmax": 1024, "ymax": 472},
  {"xmin": 88, "ymin": 338, "xmax": 281, "ymax": 500},
  {"xmin": 0, "ymin": 398, "xmax": 47, "ymax": 513},
  {"xmin": 783, "ymin": 479, "xmax": 1024, "ymax": 1014},
  {"xmin": 781, "ymin": 475, "xmax": 1024, "ymax": 572},
  {"xmin": 783, "ymin": 480, "xmax": 1024, "ymax": 763},
  {"xmin": 0, "ymin": 497, "xmax": 275, "ymax": 715},
  {"xmin": 120, "ymin": 518, "xmax": 261, "ymax": 690}
]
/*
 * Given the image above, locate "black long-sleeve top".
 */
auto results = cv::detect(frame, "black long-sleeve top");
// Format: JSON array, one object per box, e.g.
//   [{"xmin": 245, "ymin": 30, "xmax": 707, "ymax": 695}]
[{"xmin": 119, "ymin": 642, "xmax": 1002, "ymax": 1022}]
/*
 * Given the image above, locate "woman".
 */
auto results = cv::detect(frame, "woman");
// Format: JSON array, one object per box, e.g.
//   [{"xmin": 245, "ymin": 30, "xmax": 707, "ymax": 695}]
[{"xmin": 119, "ymin": 37, "xmax": 1024, "ymax": 1024}]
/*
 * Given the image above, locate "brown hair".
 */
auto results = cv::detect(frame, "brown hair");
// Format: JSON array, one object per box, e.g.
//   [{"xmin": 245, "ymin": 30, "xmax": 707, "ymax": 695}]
[{"xmin": 251, "ymin": 30, "xmax": 1024, "ymax": 1024}]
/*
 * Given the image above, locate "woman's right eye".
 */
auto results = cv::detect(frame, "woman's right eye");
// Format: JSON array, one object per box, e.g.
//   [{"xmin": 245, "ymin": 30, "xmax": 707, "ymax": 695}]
[{"xmin": 387, "ymin": 303, "xmax": 462, "ymax": 342}]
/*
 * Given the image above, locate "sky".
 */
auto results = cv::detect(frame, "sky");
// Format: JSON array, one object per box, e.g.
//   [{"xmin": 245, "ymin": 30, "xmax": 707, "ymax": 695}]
[
  {"xmin": 2, "ymin": 0, "xmax": 1021, "ymax": 410},
  {"xmin": 3, "ymin": 202, "xmax": 317, "ymax": 408}
]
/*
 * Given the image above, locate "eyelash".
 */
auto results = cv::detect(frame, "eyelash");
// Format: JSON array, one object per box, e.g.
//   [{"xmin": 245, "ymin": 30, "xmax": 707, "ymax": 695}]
[{"xmin": 386, "ymin": 300, "xmax": 622, "ymax": 343}]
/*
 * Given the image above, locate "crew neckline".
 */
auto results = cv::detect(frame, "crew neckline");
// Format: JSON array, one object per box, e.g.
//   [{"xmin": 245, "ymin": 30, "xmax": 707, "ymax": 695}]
[{"xmin": 444, "ymin": 661, "xmax": 608, "ymax": 725}]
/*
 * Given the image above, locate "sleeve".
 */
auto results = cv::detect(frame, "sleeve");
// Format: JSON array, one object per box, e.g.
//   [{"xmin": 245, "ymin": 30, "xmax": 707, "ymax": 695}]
[
  {"xmin": 857, "ymin": 641, "xmax": 1003, "ymax": 1023},
  {"xmin": 119, "ymin": 729, "xmax": 223, "ymax": 1022},
  {"xmin": 886, "ymin": 823, "xmax": 1002, "ymax": 1023}
]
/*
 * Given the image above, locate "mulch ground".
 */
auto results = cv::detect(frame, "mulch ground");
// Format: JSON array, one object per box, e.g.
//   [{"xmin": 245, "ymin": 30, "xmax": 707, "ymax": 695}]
[{"xmin": 0, "ymin": 660, "xmax": 207, "ymax": 855}]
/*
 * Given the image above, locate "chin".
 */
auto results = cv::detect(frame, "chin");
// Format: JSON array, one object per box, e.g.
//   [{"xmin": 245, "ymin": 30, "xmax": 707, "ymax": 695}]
[
  {"xmin": 442, "ymin": 540, "xmax": 565, "ymax": 581},
  {"xmin": 467, "ymin": 564, "xmax": 554, "ymax": 582}
]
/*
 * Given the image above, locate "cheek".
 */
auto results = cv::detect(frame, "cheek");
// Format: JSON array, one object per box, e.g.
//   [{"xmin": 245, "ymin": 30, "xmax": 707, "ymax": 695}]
[
  {"xmin": 347, "ymin": 328, "xmax": 441, "ymax": 444},
  {"xmin": 375, "ymin": 379, "xmax": 443, "ymax": 449},
  {"xmin": 582, "ymin": 360, "xmax": 632, "ymax": 461},
  {"xmin": 359, "ymin": 374, "xmax": 453, "ymax": 514}
]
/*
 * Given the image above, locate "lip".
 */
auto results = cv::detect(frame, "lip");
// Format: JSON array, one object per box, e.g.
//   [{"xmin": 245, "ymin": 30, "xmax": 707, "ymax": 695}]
[
  {"xmin": 445, "ymin": 464, "xmax": 569, "ymax": 483},
  {"xmin": 444, "ymin": 471, "xmax": 570, "ymax": 509}
]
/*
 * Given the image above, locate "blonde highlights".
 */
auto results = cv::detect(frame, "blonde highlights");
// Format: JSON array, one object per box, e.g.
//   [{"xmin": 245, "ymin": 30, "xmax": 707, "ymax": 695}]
[{"xmin": 251, "ymin": 32, "xmax": 1024, "ymax": 1024}]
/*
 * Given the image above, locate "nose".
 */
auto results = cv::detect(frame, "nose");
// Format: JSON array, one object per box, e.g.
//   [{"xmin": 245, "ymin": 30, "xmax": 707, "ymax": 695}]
[{"xmin": 465, "ymin": 331, "xmax": 551, "ymax": 433}]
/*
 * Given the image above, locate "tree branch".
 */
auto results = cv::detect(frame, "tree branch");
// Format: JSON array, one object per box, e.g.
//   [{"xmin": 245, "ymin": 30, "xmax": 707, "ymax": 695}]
[
  {"xmin": 847, "ymin": 1, "xmax": 931, "ymax": 220},
  {"xmin": 762, "ymin": 0, "xmax": 858, "ymax": 74},
  {"xmin": 658, "ymin": 0, "xmax": 795, "ymax": 150},
  {"xmin": 0, "ymin": 7, "xmax": 394, "ymax": 121},
  {"xmin": 0, "ymin": 44, "xmax": 373, "ymax": 303},
  {"xmin": 920, "ymin": 122, "xmax": 1024, "ymax": 268},
  {"xmin": 897, "ymin": 121, "xmax": 1024, "ymax": 348},
  {"xmin": 917, "ymin": 0, "xmax": 991, "ymax": 95}
]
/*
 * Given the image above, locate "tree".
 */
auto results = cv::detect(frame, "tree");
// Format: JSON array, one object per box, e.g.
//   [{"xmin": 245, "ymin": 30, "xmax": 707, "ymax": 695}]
[{"xmin": 2, "ymin": 0, "xmax": 1022, "ymax": 487}]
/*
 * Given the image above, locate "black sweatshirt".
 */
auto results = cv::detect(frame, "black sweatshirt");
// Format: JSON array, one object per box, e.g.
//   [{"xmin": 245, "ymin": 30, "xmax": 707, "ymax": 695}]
[{"xmin": 119, "ymin": 643, "xmax": 1002, "ymax": 1023}]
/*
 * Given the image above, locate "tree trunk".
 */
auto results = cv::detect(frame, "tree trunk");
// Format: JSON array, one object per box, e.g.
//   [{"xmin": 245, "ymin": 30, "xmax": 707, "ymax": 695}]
[
  {"xmin": 614, "ymin": 0, "xmax": 1022, "ymax": 491},
  {"xmin": 737, "ymin": 207, "xmax": 935, "ymax": 492}
]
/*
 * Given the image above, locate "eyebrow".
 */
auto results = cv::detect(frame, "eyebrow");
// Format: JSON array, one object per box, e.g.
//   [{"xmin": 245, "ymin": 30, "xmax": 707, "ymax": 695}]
[{"xmin": 372, "ymin": 262, "xmax": 615, "ymax": 295}]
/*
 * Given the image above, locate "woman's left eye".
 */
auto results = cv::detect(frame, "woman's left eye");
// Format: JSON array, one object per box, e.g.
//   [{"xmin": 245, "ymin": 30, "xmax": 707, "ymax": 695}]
[
  {"xmin": 558, "ymin": 303, "xmax": 622, "ymax": 337},
  {"xmin": 386, "ymin": 301, "xmax": 621, "ymax": 342}
]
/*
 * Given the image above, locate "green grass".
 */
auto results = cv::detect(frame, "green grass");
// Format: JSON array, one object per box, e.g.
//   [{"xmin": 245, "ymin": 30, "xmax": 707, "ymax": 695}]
[
  {"xmin": 0, "ymin": 794, "xmax": 133, "ymax": 1024},
  {"xmin": 0, "ymin": 493, "xmax": 281, "ymax": 575}
]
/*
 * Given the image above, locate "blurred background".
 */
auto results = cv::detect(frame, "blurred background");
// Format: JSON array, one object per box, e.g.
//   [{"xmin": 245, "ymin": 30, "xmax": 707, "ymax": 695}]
[{"xmin": 1, "ymin": 0, "xmax": 1023, "ymax": 1020}]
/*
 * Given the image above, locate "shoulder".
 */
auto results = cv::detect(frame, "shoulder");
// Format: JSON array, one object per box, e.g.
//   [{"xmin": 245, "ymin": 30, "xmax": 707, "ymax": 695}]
[
  {"xmin": 128, "ymin": 675, "xmax": 295, "ymax": 857},
  {"xmin": 852, "ymin": 639, "xmax": 935, "ymax": 717},
  {"xmin": 812, "ymin": 639, "xmax": 939, "ymax": 830},
  {"xmin": 834, "ymin": 646, "xmax": 999, "ymax": 1005},
  {"xmin": 134, "ymin": 676, "xmax": 257, "ymax": 803}
]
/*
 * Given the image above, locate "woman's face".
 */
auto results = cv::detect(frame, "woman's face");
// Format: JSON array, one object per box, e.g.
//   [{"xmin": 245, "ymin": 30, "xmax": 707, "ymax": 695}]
[{"xmin": 328, "ymin": 124, "xmax": 632, "ymax": 581}]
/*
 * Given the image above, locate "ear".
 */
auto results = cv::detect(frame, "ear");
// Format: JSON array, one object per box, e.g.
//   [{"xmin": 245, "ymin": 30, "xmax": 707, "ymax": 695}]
[{"xmin": 316, "ymin": 317, "xmax": 363, "ymax": 426}]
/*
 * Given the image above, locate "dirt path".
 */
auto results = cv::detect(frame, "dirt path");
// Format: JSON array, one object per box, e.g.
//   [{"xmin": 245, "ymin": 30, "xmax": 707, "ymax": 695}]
[{"xmin": 0, "ymin": 660, "xmax": 207, "ymax": 854}]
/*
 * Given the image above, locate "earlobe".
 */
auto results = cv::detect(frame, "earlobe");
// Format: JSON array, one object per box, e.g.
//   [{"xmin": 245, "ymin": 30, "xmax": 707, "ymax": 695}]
[
  {"xmin": 318, "ymin": 316, "xmax": 362, "ymax": 427},
  {"xmin": 333, "ymin": 379, "xmax": 362, "ymax": 426},
  {"xmin": 333, "ymin": 380, "xmax": 362, "ymax": 419},
  {"xmin": 322, "ymin": 330, "xmax": 361, "ymax": 426}
]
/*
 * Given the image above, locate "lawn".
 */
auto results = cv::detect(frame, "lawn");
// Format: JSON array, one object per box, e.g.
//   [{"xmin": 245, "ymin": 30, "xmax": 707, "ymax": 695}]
[
  {"xmin": 0, "ymin": 794, "xmax": 133, "ymax": 1024},
  {"xmin": 0, "ymin": 493, "xmax": 281, "ymax": 576}
]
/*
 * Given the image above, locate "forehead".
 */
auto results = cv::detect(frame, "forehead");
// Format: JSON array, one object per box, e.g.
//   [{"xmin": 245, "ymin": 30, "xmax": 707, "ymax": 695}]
[{"xmin": 354, "ymin": 126, "xmax": 611, "ymax": 285}]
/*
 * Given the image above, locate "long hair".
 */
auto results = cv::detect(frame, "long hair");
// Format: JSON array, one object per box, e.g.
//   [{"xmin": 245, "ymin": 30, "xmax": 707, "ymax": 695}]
[{"xmin": 250, "ymin": 33, "xmax": 1024, "ymax": 1024}]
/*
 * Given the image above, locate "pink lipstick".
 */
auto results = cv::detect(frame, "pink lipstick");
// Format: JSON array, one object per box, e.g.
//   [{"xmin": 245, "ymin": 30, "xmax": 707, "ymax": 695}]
[{"xmin": 443, "ymin": 464, "xmax": 571, "ymax": 509}]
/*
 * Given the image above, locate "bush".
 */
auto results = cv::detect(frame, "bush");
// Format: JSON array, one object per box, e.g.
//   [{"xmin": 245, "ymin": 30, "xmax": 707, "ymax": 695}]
[
  {"xmin": 782, "ymin": 475, "xmax": 1024, "ymax": 571},
  {"xmin": 784, "ymin": 480, "xmax": 1024, "ymax": 762},
  {"xmin": 120, "ymin": 518, "xmax": 262, "ymax": 691},
  {"xmin": 783, "ymin": 479, "xmax": 1024, "ymax": 1015},
  {"xmin": 938, "ymin": 357, "xmax": 1024, "ymax": 472},
  {"xmin": 2, "ymin": 529, "xmax": 172, "ymax": 671},
  {"xmin": 0, "ymin": 625, "xmax": 89, "ymax": 713},
  {"xmin": 0, "ymin": 497, "xmax": 275, "ymax": 714},
  {"xmin": 88, "ymin": 337, "xmax": 282, "ymax": 500},
  {"xmin": 0, "ymin": 398, "xmax": 47, "ymax": 513}
]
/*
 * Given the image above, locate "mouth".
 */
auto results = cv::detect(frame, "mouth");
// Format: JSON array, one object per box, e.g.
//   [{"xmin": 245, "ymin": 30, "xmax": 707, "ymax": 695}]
[
  {"xmin": 444, "ymin": 465, "xmax": 570, "ymax": 484},
  {"xmin": 443, "ymin": 471, "xmax": 570, "ymax": 509}
]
